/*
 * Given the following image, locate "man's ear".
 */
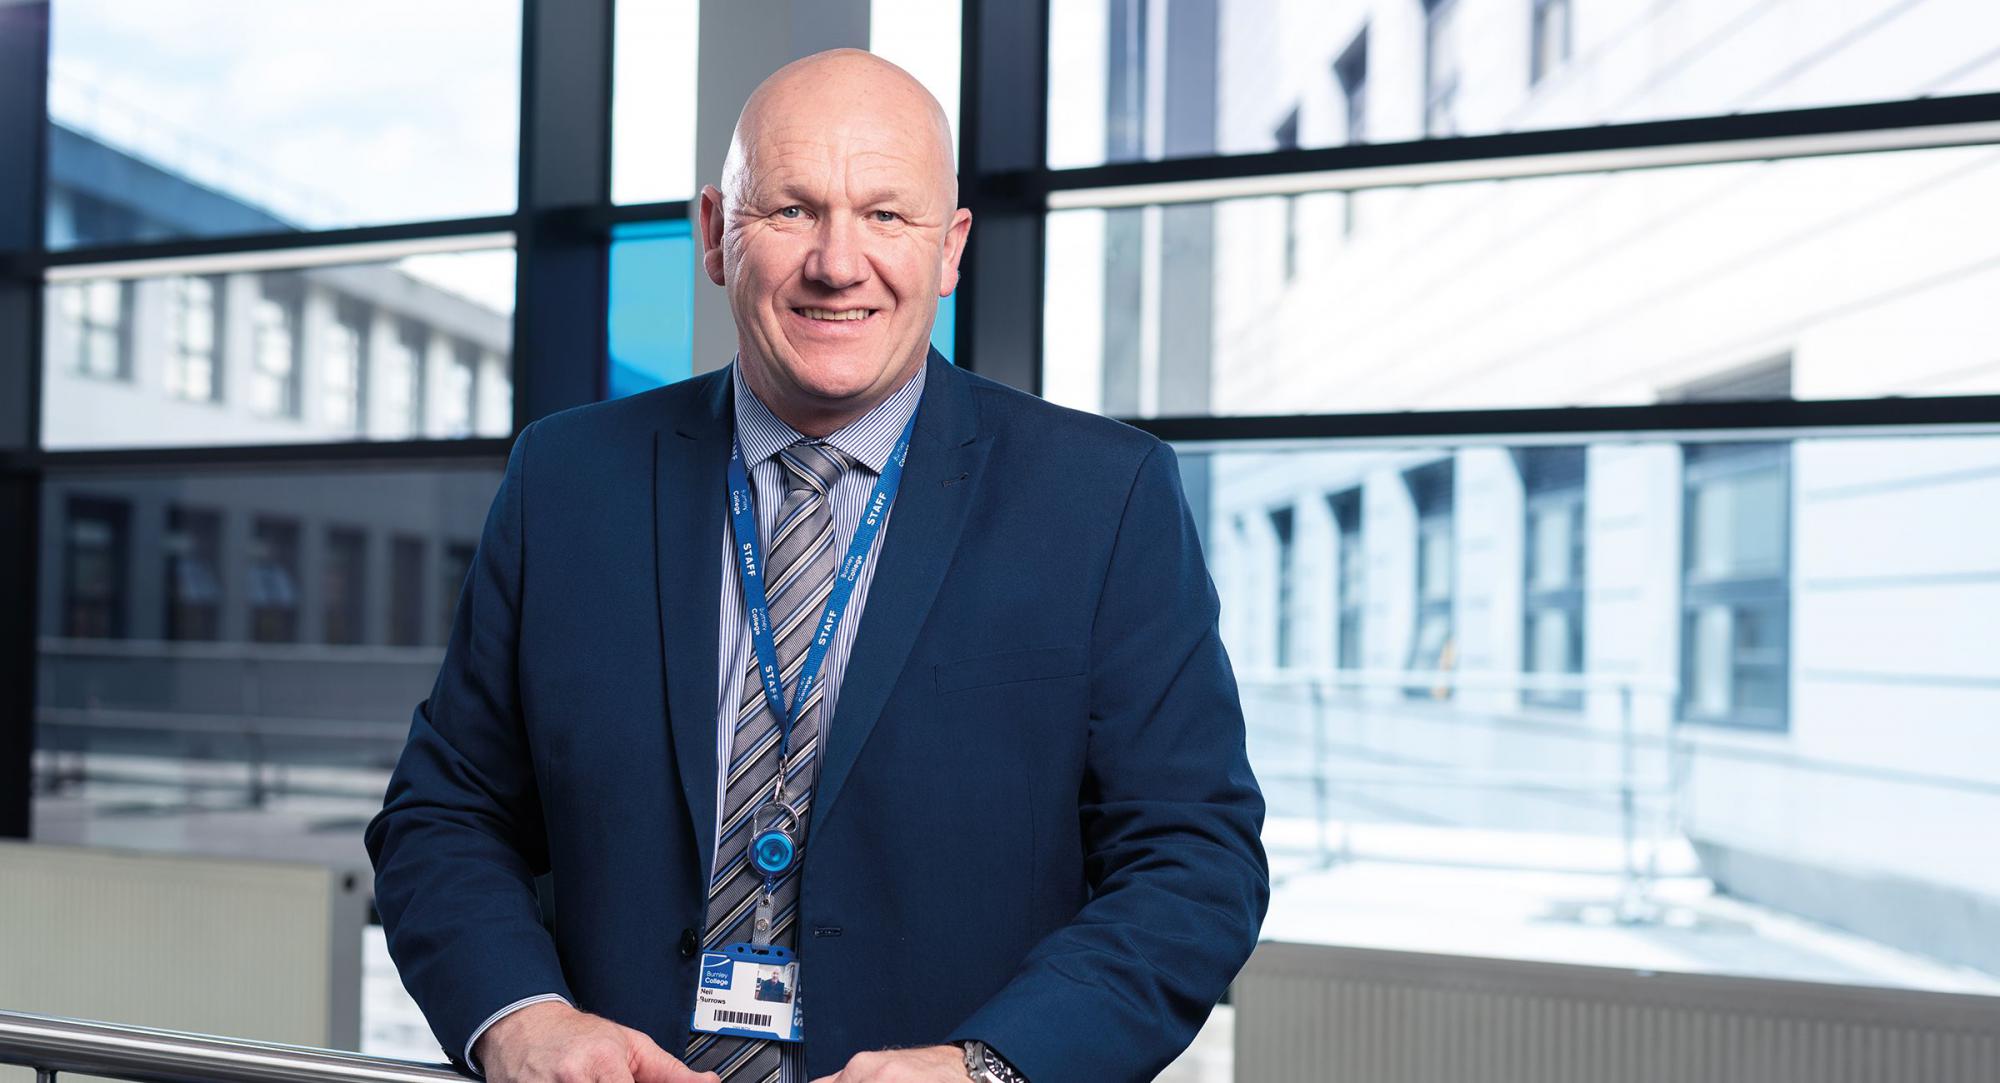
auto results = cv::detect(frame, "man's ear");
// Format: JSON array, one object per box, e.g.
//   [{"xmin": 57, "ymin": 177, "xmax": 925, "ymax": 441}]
[
  {"xmin": 937, "ymin": 207, "xmax": 973, "ymax": 297},
  {"xmin": 698, "ymin": 185, "xmax": 728, "ymax": 286}
]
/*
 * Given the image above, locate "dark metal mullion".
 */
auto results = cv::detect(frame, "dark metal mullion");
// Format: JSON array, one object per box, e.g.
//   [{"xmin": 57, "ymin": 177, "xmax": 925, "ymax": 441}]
[
  {"xmin": 992, "ymin": 90, "xmax": 2000, "ymax": 199},
  {"xmin": 0, "ymin": 0, "xmax": 49, "ymax": 840},
  {"xmin": 954, "ymin": 0, "xmax": 1049, "ymax": 392},
  {"xmin": 1123, "ymin": 393, "xmax": 2000, "ymax": 445},
  {"xmin": 512, "ymin": 0, "xmax": 615, "ymax": 433}
]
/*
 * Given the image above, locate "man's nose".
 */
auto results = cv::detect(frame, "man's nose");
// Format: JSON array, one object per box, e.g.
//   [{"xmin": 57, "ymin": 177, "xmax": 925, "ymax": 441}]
[{"xmin": 802, "ymin": 214, "xmax": 871, "ymax": 290}]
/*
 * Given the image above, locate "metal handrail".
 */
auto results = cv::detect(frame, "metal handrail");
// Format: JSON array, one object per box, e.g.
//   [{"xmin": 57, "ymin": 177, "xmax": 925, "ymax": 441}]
[{"xmin": 0, "ymin": 1010, "xmax": 463, "ymax": 1083}]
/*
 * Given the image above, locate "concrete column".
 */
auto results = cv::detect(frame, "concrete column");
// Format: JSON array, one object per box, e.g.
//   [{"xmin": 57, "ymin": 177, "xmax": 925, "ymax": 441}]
[{"xmin": 690, "ymin": 0, "xmax": 871, "ymax": 374}]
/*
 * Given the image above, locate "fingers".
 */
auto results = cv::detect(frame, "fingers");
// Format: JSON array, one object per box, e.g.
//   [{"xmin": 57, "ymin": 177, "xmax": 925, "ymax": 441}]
[{"xmin": 624, "ymin": 1029, "xmax": 718, "ymax": 1083}]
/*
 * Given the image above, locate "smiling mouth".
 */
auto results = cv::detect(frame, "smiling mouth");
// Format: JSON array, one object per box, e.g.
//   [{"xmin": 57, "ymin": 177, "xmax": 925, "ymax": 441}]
[{"xmin": 793, "ymin": 306, "xmax": 878, "ymax": 322}]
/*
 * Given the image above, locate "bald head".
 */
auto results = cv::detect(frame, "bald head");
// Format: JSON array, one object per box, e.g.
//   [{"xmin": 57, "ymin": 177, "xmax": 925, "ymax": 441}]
[
  {"xmin": 721, "ymin": 48, "xmax": 957, "ymax": 210},
  {"xmin": 697, "ymin": 48, "xmax": 973, "ymax": 438}
]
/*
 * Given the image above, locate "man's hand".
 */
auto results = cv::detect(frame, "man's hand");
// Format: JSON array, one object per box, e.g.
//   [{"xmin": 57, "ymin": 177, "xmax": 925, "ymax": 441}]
[
  {"xmin": 809, "ymin": 1045, "xmax": 964, "ymax": 1083},
  {"xmin": 474, "ymin": 1000, "xmax": 720, "ymax": 1083}
]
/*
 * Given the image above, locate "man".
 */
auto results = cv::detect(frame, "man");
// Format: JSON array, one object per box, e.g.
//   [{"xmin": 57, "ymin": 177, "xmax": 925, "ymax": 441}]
[{"xmin": 367, "ymin": 49, "xmax": 1267, "ymax": 1083}]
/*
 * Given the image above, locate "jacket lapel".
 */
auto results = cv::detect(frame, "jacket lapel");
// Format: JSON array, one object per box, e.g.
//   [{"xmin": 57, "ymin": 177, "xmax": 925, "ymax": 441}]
[
  {"xmin": 656, "ymin": 370, "xmax": 732, "ymax": 882},
  {"xmin": 811, "ymin": 353, "xmax": 989, "ymax": 835}
]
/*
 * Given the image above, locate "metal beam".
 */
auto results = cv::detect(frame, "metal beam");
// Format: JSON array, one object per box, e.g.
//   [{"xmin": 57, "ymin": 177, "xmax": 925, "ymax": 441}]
[
  {"xmin": 513, "ymin": 0, "xmax": 616, "ymax": 427},
  {"xmin": 954, "ymin": 0, "xmax": 1048, "ymax": 392}
]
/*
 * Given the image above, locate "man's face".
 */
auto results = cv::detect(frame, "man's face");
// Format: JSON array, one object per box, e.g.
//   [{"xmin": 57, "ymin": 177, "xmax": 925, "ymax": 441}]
[{"xmin": 701, "ymin": 95, "xmax": 971, "ymax": 421}]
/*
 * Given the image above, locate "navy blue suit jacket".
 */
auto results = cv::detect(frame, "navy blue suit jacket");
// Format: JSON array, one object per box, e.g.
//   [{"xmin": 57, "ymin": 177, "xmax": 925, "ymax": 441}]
[{"xmin": 366, "ymin": 352, "xmax": 1269, "ymax": 1083}]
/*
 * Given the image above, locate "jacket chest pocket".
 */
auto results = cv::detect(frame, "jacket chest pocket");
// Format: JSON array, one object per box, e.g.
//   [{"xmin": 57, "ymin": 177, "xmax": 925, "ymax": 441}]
[{"xmin": 933, "ymin": 645, "xmax": 1087, "ymax": 694}]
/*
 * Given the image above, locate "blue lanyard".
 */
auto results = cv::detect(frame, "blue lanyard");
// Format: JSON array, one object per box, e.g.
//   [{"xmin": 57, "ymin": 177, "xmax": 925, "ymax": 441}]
[{"xmin": 726, "ymin": 412, "xmax": 916, "ymax": 769}]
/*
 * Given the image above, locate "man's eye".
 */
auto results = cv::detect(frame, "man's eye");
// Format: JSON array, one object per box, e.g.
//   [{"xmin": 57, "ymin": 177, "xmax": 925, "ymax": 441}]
[
  {"xmin": 873, "ymin": 210, "xmax": 898, "ymax": 223},
  {"xmin": 777, "ymin": 206, "xmax": 804, "ymax": 219}
]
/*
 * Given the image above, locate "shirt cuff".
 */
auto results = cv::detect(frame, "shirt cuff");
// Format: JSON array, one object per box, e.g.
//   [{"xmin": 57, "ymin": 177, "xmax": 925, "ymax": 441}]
[{"xmin": 464, "ymin": 993, "xmax": 571, "ymax": 1075}]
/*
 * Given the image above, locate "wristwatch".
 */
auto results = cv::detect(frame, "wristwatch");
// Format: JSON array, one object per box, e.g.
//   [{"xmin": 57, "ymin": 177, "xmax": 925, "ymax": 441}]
[{"xmin": 961, "ymin": 1040, "xmax": 1028, "ymax": 1083}]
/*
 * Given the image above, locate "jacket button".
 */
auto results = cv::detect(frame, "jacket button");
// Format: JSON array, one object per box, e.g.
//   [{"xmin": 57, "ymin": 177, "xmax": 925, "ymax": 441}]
[{"xmin": 679, "ymin": 928, "xmax": 699, "ymax": 959}]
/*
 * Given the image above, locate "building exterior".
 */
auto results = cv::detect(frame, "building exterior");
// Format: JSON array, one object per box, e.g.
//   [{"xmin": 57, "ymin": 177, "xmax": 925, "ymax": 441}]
[
  {"xmin": 1049, "ymin": 0, "xmax": 2000, "ymax": 976},
  {"xmin": 34, "ymin": 118, "xmax": 514, "ymax": 832}
]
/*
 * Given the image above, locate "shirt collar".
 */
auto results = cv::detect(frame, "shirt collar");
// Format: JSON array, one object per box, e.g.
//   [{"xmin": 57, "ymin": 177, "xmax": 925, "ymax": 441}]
[{"xmin": 731, "ymin": 358, "xmax": 926, "ymax": 475}]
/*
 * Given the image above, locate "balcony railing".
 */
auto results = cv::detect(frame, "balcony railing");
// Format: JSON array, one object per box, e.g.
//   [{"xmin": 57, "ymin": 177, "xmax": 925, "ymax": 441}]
[{"xmin": 0, "ymin": 1010, "xmax": 463, "ymax": 1083}]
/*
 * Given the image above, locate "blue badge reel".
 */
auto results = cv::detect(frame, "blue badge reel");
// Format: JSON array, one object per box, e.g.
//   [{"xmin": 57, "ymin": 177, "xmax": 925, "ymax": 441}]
[{"xmin": 691, "ymin": 943, "xmax": 803, "ymax": 1042}]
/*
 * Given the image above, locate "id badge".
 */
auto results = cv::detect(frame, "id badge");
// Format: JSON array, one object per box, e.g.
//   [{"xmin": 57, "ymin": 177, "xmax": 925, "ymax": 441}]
[{"xmin": 690, "ymin": 942, "xmax": 803, "ymax": 1042}]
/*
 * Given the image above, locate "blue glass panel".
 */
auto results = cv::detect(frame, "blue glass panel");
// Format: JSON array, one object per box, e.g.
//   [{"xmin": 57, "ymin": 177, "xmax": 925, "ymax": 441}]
[
  {"xmin": 606, "ymin": 219, "xmax": 695, "ymax": 399},
  {"xmin": 932, "ymin": 291, "xmax": 955, "ymax": 364}
]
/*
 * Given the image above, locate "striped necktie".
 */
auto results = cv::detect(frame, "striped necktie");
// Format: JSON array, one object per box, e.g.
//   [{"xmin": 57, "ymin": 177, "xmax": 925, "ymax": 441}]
[{"xmin": 687, "ymin": 439, "xmax": 853, "ymax": 1083}]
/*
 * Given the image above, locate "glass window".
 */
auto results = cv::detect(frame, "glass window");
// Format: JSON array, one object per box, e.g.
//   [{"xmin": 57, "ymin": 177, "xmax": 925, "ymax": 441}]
[
  {"xmin": 1531, "ymin": 0, "xmax": 1573, "ymax": 87},
  {"xmin": 41, "ymin": 247, "xmax": 514, "ymax": 450},
  {"xmin": 1046, "ymin": 0, "xmax": 2000, "ymax": 167},
  {"xmin": 1681, "ymin": 442, "xmax": 1790, "ymax": 730},
  {"xmin": 1404, "ymin": 459, "xmax": 1455, "ymax": 699},
  {"xmin": 1043, "ymin": 145, "xmax": 2000, "ymax": 418},
  {"xmin": 611, "ymin": 0, "xmax": 699, "ymax": 205},
  {"xmin": 1518, "ymin": 446, "xmax": 1586, "ymax": 710},
  {"xmin": 323, "ymin": 526, "xmax": 369, "ymax": 646},
  {"xmin": 437, "ymin": 343, "xmax": 479, "ymax": 439},
  {"xmin": 871, "ymin": 0, "xmax": 963, "ymax": 159},
  {"xmin": 1269, "ymin": 505, "xmax": 1297, "ymax": 668},
  {"xmin": 34, "ymin": 463, "xmax": 504, "ymax": 869},
  {"xmin": 247, "ymin": 517, "xmax": 302, "ymax": 644},
  {"xmin": 164, "ymin": 505, "xmax": 225, "ymax": 641},
  {"xmin": 1334, "ymin": 26, "xmax": 1367, "ymax": 145},
  {"xmin": 62, "ymin": 496, "xmax": 130, "ymax": 639},
  {"xmin": 165, "ymin": 275, "xmax": 223, "ymax": 402},
  {"xmin": 322, "ymin": 300, "xmax": 369, "ymax": 436},
  {"xmin": 53, "ymin": 278, "xmax": 130, "ymax": 380},
  {"xmin": 388, "ymin": 535, "xmax": 426, "ymax": 648},
  {"xmin": 1328, "ymin": 488, "xmax": 1364, "ymax": 672},
  {"xmin": 1208, "ymin": 431, "xmax": 2000, "ymax": 993},
  {"xmin": 607, "ymin": 220, "xmax": 697, "ymax": 398},
  {"xmin": 438, "ymin": 542, "xmax": 476, "ymax": 647},
  {"xmin": 250, "ymin": 274, "xmax": 303, "ymax": 419},
  {"xmin": 1422, "ymin": 0, "xmax": 1462, "ymax": 138},
  {"xmin": 376, "ymin": 321, "xmax": 428, "ymax": 442},
  {"xmin": 46, "ymin": 0, "xmax": 521, "ymax": 249}
]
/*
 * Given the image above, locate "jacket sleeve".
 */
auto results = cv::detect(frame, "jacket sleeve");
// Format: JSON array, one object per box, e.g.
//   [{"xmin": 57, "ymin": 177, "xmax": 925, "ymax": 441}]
[
  {"xmin": 949, "ymin": 440, "xmax": 1271, "ymax": 1083},
  {"xmin": 365, "ymin": 421, "xmax": 573, "ymax": 1070}
]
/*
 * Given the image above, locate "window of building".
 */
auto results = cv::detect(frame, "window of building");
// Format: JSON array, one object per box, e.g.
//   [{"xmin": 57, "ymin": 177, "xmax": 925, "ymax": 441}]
[
  {"xmin": 1681, "ymin": 442, "xmax": 1791, "ymax": 730},
  {"xmin": 1423, "ymin": 0, "xmax": 1462, "ymax": 138},
  {"xmin": 1405, "ymin": 459, "xmax": 1456, "ymax": 699},
  {"xmin": 1269, "ymin": 505, "xmax": 1297, "ymax": 668},
  {"xmin": 389, "ymin": 535, "xmax": 427, "ymax": 647},
  {"xmin": 1275, "ymin": 107, "xmax": 1302, "ymax": 282},
  {"xmin": 439, "ymin": 342, "xmax": 480, "ymax": 438},
  {"xmin": 1517, "ymin": 446, "xmax": 1587, "ymax": 710},
  {"xmin": 378, "ymin": 321, "xmax": 426, "ymax": 440},
  {"xmin": 323, "ymin": 299, "xmax": 369, "ymax": 435},
  {"xmin": 1328, "ymin": 488, "xmax": 1364, "ymax": 672},
  {"xmin": 164, "ymin": 506, "xmax": 225, "ymax": 641},
  {"xmin": 57, "ymin": 278, "xmax": 131, "ymax": 380},
  {"xmin": 1531, "ymin": 0, "xmax": 1573, "ymax": 87},
  {"xmin": 1335, "ymin": 28, "xmax": 1368, "ymax": 236},
  {"xmin": 250, "ymin": 274, "xmax": 304, "ymax": 418},
  {"xmin": 1335, "ymin": 27, "xmax": 1367, "ymax": 144},
  {"xmin": 439, "ymin": 542, "xmax": 477, "ymax": 645},
  {"xmin": 164, "ymin": 275, "xmax": 223, "ymax": 403},
  {"xmin": 247, "ymin": 517, "xmax": 302, "ymax": 643},
  {"xmin": 62, "ymin": 497, "xmax": 130, "ymax": 639},
  {"xmin": 323, "ymin": 526, "xmax": 368, "ymax": 645}
]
